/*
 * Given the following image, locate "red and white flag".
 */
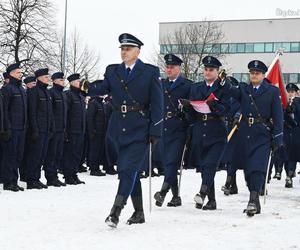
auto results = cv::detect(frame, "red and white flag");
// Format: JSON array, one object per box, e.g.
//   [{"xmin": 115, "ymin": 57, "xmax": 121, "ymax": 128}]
[
  {"xmin": 266, "ymin": 53, "xmax": 288, "ymax": 108},
  {"xmin": 182, "ymin": 93, "xmax": 218, "ymax": 114}
]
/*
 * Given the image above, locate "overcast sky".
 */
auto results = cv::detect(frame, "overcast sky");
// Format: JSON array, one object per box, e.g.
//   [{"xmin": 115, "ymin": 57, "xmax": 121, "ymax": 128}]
[{"xmin": 51, "ymin": 0, "xmax": 299, "ymax": 75}]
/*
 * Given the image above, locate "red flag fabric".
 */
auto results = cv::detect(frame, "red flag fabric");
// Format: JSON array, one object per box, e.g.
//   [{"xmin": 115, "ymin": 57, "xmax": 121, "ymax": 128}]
[
  {"xmin": 188, "ymin": 93, "xmax": 219, "ymax": 114},
  {"xmin": 266, "ymin": 57, "xmax": 288, "ymax": 108}
]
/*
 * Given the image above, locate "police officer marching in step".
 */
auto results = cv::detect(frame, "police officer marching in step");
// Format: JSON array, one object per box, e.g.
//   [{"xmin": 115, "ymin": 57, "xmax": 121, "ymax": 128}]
[
  {"xmin": 283, "ymin": 83, "xmax": 300, "ymax": 188},
  {"xmin": 0, "ymin": 63, "xmax": 26, "ymax": 191},
  {"xmin": 25, "ymin": 68, "xmax": 53, "ymax": 190},
  {"xmin": 181, "ymin": 56, "xmax": 230, "ymax": 211},
  {"xmin": 43, "ymin": 72, "xmax": 67, "ymax": 187},
  {"xmin": 62, "ymin": 73, "xmax": 86, "ymax": 185},
  {"xmin": 94, "ymin": 33, "xmax": 163, "ymax": 228},
  {"xmin": 154, "ymin": 54, "xmax": 192, "ymax": 207},
  {"xmin": 87, "ymin": 86, "xmax": 107, "ymax": 177},
  {"xmin": 226, "ymin": 60, "xmax": 283, "ymax": 217}
]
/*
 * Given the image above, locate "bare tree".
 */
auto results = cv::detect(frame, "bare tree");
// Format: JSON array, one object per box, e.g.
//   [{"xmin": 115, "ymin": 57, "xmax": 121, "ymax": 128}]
[
  {"xmin": 0, "ymin": 0, "xmax": 57, "ymax": 74},
  {"xmin": 157, "ymin": 21, "xmax": 225, "ymax": 81},
  {"xmin": 49, "ymin": 29, "xmax": 101, "ymax": 81}
]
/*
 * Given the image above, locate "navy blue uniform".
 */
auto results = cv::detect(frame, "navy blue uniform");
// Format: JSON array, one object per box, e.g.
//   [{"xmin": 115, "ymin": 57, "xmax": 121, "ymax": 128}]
[
  {"xmin": 87, "ymin": 96, "xmax": 106, "ymax": 171},
  {"xmin": 229, "ymin": 79, "xmax": 283, "ymax": 193},
  {"xmin": 25, "ymin": 81, "xmax": 53, "ymax": 184},
  {"xmin": 1, "ymin": 77, "xmax": 27, "ymax": 186},
  {"xmin": 96, "ymin": 59, "xmax": 163, "ymax": 202},
  {"xmin": 0, "ymin": 91, "xmax": 4, "ymax": 184},
  {"xmin": 44, "ymin": 84, "xmax": 67, "ymax": 181},
  {"xmin": 157, "ymin": 76, "xmax": 191, "ymax": 190},
  {"xmin": 189, "ymin": 80, "xmax": 230, "ymax": 192},
  {"xmin": 62, "ymin": 86, "xmax": 86, "ymax": 179}
]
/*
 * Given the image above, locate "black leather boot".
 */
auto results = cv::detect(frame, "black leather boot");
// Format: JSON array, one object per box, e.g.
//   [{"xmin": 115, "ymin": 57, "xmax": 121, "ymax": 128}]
[
  {"xmin": 222, "ymin": 175, "xmax": 232, "ymax": 195},
  {"xmin": 127, "ymin": 196, "xmax": 145, "ymax": 225},
  {"xmin": 167, "ymin": 184, "xmax": 182, "ymax": 207},
  {"xmin": 203, "ymin": 184, "xmax": 217, "ymax": 210},
  {"xmin": 194, "ymin": 185, "xmax": 208, "ymax": 209},
  {"xmin": 105, "ymin": 195, "xmax": 126, "ymax": 228},
  {"xmin": 154, "ymin": 182, "xmax": 170, "ymax": 207},
  {"xmin": 244, "ymin": 191, "xmax": 259, "ymax": 217}
]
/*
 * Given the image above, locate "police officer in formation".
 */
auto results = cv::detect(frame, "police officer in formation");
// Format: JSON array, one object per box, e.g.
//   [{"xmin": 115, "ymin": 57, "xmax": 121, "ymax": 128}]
[
  {"xmin": 226, "ymin": 60, "xmax": 283, "ymax": 216},
  {"xmin": 93, "ymin": 33, "xmax": 163, "ymax": 228},
  {"xmin": 154, "ymin": 54, "xmax": 192, "ymax": 208}
]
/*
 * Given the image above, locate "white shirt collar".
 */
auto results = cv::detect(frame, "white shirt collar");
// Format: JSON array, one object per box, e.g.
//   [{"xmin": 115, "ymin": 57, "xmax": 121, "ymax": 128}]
[
  {"xmin": 169, "ymin": 74, "xmax": 180, "ymax": 83},
  {"xmin": 125, "ymin": 62, "xmax": 136, "ymax": 71}
]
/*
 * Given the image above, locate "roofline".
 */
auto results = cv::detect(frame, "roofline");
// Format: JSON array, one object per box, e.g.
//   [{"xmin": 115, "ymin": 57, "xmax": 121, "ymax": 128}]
[{"xmin": 159, "ymin": 17, "xmax": 300, "ymax": 25}]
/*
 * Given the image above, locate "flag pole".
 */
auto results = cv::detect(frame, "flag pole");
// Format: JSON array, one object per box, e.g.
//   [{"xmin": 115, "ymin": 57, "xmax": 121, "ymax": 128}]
[
  {"xmin": 265, "ymin": 48, "xmax": 284, "ymax": 77},
  {"xmin": 62, "ymin": 0, "xmax": 68, "ymax": 74}
]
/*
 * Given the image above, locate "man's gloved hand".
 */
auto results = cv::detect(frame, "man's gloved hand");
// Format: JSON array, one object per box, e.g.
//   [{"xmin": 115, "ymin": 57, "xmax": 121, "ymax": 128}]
[
  {"xmin": 232, "ymin": 117, "xmax": 240, "ymax": 128},
  {"xmin": 179, "ymin": 99, "xmax": 191, "ymax": 108},
  {"xmin": 206, "ymin": 100, "xmax": 217, "ymax": 112},
  {"xmin": 1, "ymin": 129, "xmax": 12, "ymax": 141},
  {"xmin": 149, "ymin": 136, "xmax": 159, "ymax": 146}
]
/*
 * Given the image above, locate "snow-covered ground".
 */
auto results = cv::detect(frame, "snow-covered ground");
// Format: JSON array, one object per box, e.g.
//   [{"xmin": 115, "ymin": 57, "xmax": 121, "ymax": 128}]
[{"xmin": 0, "ymin": 169, "xmax": 300, "ymax": 250}]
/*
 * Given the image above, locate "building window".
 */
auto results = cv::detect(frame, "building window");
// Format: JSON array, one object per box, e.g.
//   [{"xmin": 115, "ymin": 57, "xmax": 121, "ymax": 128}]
[
  {"xmin": 245, "ymin": 43, "xmax": 254, "ymax": 53},
  {"xmin": 229, "ymin": 43, "xmax": 237, "ymax": 53},
  {"xmin": 253, "ymin": 43, "xmax": 264, "ymax": 53},
  {"xmin": 237, "ymin": 43, "xmax": 245, "ymax": 53},
  {"xmin": 291, "ymin": 42, "xmax": 300, "ymax": 52},
  {"xmin": 241, "ymin": 73, "xmax": 249, "ymax": 83},
  {"xmin": 265, "ymin": 43, "xmax": 273, "ymax": 53},
  {"xmin": 221, "ymin": 44, "xmax": 229, "ymax": 53},
  {"xmin": 232, "ymin": 73, "xmax": 242, "ymax": 81},
  {"xmin": 282, "ymin": 43, "xmax": 291, "ymax": 52},
  {"xmin": 289, "ymin": 73, "xmax": 298, "ymax": 83},
  {"xmin": 211, "ymin": 44, "xmax": 221, "ymax": 53},
  {"xmin": 273, "ymin": 42, "xmax": 282, "ymax": 52}
]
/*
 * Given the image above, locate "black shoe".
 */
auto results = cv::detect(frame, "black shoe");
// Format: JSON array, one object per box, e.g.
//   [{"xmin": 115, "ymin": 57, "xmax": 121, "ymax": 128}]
[
  {"xmin": 203, "ymin": 200, "xmax": 217, "ymax": 210},
  {"xmin": 105, "ymin": 195, "xmax": 125, "ymax": 228},
  {"xmin": 127, "ymin": 211, "xmax": 145, "ymax": 225},
  {"xmin": 47, "ymin": 178, "xmax": 63, "ymax": 187},
  {"xmin": 150, "ymin": 170, "xmax": 159, "ymax": 177},
  {"xmin": 3, "ymin": 184, "xmax": 19, "ymax": 192},
  {"xmin": 244, "ymin": 192, "xmax": 260, "ymax": 217},
  {"xmin": 105, "ymin": 169, "xmax": 118, "ymax": 175},
  {"xmin": 37, "ymin": 180, "xmax": 48, "ymax": 189},
  {"xmin": 222, "ymin": 176, "xmax": 232, "ymax": 196},
  {"xmin": 167, "ymin": 196, "xmax": 182, "ymax": 207},
  {"xmin": 230, "ymin": 185, "xmax": 238, "ymax": 195},
  {"xmin": 78, "ymin": 165, "xmax": 88, "ymax": 173},
  {"xmin": 154, "ymin": 182, "xmax": 170, "ymax": 207},
  {"xmin": 64, "ymin": 177, "xmax": 77, "ymax": 185},
  {"xmin": 16, "ymin": 184, "xmax": 24, "ymax": 191},
  {"xmin": 285, "ymin": 177, "xmax": 293, "ymax": 188},
  {"xmin": 27, "ymin": 181, "xmax": 43, "ymax": 190},
  {"xmin": 194, "ymin": 185, "xmax": 208, "ymax": 209},
  {"xmin": 274, "ymin": 172, "xmax": 281, "ymax": 180},
  {"xmin": 140, "ymin": 171, "xmax": 148, "ymax": 179},
  {"xmin": 73, "ymin": 175, "xmax": 85, "ymax": 184},
  {"xmin": 90, "ymin": 170, "xmax": 106, "ymax": 177}
]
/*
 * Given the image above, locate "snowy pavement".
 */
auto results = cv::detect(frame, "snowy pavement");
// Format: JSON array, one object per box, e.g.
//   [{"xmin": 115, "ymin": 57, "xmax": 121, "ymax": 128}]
[{"xmin": 0, "ymin": 169, "xmax": 300, "ymax": 250}]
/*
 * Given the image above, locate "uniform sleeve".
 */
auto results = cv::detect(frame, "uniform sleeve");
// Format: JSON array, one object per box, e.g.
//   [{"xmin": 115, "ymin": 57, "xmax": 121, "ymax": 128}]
[
  {"xmin": 271, "ymin": 87, "xmax": 284, "ymax": 143},
  {"xmin": 65, "ymin": 91, "xmax": 72, "ymax": 133},
  {"xmin": 1, "ymin": 86, "xmax": 12, "ymax": 130},
  {"xmin": 28, "ymin": 88, "xmax": 39, "ymax": 134},
  {"xmin": 0, "ymin": 91, "xmax": 5, "ymax": 132},
  {"xmin": 149, "ymin": 67, "xmax": 164, "ymax": 138},
  {"xmin": 94, "ymin": 66, "xmax": 113, "ymax": 96},
  {"xmin": 87, "ymin": 99, "xmax": 96, "ymax": 134}
]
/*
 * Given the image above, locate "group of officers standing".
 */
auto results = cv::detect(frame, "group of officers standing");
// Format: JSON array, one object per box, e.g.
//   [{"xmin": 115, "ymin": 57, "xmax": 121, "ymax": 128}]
[{"xmin": 1, "ymin": 32, "xmax": 299, "ymax": 229}]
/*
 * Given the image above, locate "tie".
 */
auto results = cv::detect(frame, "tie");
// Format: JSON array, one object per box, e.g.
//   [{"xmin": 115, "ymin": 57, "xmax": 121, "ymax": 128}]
[
  {"xmin": 207, "ymin": 85, "xmax": 211, "ymax": 93},
  {"xmin": 126, "ymin": 67, "xmax": 131, "ymax": 81},
  {"xmin": 253, "ymin": 87, "xmax": 257, "ymax": 94},
  {"xmin": 169, "ymin": 80, "xmax": 174, "ymax": 89}
]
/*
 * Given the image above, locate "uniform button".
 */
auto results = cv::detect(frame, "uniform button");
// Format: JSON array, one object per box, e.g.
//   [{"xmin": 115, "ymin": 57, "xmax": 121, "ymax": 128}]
[
  {"xmin": 249, "ymin": 113, "xmax": 252, "ymax": 116},
  {"xmin": 123, "ymin": 114, "xmax": 126, "ymax": 118},
  {"xmin": 203, "ymin": 123, "xmax": 207, "ymax": 126},
  {"xmin": 122, "ymin": 128, "xmax": 126, "ymax": 132},
  {"xmin": 164, "ymin": 128, "xmax": 167, "ymax": 131},
  {"xmin": 251, "ymin": 102, "xmax": 254, "ymax": 105},
  {"xmin": 123, "ymin": 100, "xmax": 126, "ymax": 104},
  {"xmin": 203, "ymin": 134, "xmax": 206, "ymax": 137},
  {"xmin": 166, "ymin": 106, "xmax": 169, "ymax": 109},
  {"xmin": 247, "ymin": 135, "xmax": 250, "ymax": 139}
]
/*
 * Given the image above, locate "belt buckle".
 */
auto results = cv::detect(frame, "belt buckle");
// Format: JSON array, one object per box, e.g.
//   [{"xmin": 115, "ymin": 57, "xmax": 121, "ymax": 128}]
[
  {"xmin": 202, "ymin": 114, "xmax": 208, "ymax": 121},
  {"xmin": 248, "ymin": 117, "xmax": 254, "ymax": 125},
  {"xmin": 167, "ymin": 112, "xmax": 173, "ymax": 118},
  {"xmin": 121, "ymin": 105, "xmax": 127, "ymax": 113}
]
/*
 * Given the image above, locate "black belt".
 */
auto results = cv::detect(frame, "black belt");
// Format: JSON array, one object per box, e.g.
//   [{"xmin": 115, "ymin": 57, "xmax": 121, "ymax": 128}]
[
  {"xmin": 165, "ymin": 111, "xmax": 185, "ymax": 119},
  {"xmin": 196, "ymin": 113, "xmax": 222, "ymax": 121},
  {"xmin": 241, "ymin": 117, "xmax": 269, "ymax": 125},
  {"xmin": 115, "ymin": 105, "xmax": 145, "ymax": 114}
]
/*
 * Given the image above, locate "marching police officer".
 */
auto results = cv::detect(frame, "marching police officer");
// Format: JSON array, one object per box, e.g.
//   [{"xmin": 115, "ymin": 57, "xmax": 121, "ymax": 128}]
[
  {"xmin": 43, "ymin": 72, "xmax": 67, "ymax": 187},
  {"xmin": 182, "ymin": 56, "xmax": 230, "ymax": 211},
  {"xmin": 25, "ymin": 68, "xmax": 53, "ymax": 190},
  {"xmin": 94, "ymin": 33, "xmax": 163, "ymax": 228},
  {"xmin": 62, "ymin": 73, "xmax": 86, "ymax": 185},
  {"xmin": 284, "ymin": 83, "xmax": 300, "ymax": 188},
  {"xmin": 2, "ymin": 72, "xmax": 9, "ymax": 86},
  {"xmin": 227, "ymin": 60, "xmax": 283, "ymax": 216},
  {"xmin": 87, "ymin": 87, "xmax": 107, "ymax": 176},
  {"xmin": 154, "ymin": 54, "xmax": 192, "ymax": 207},
  {"xmin": 1, "ymin": 63, "xmax": 26, "ymax": 191}
]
